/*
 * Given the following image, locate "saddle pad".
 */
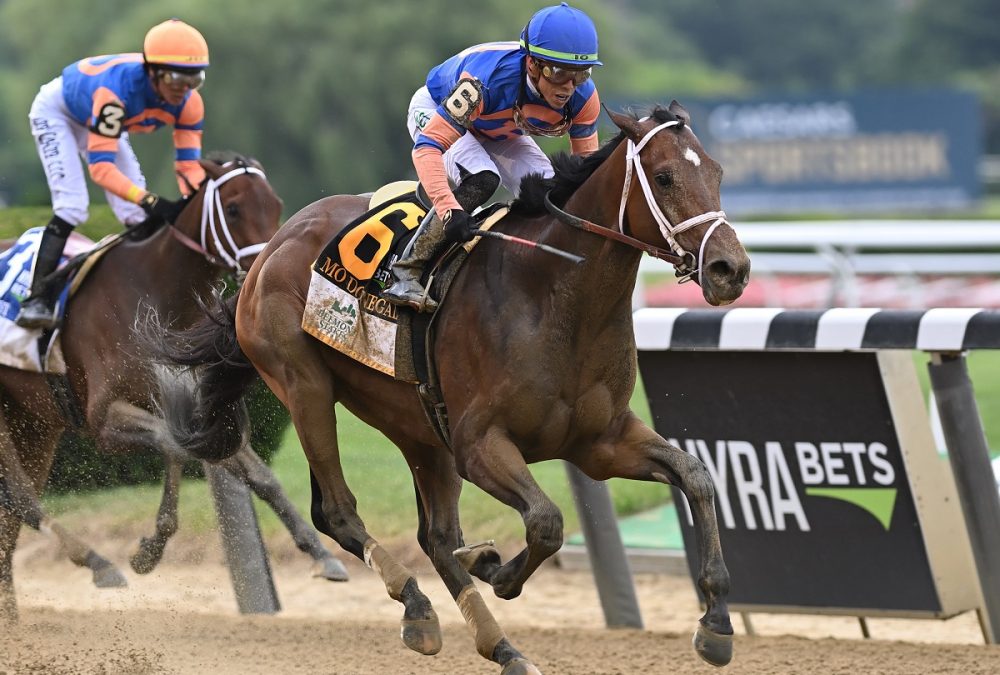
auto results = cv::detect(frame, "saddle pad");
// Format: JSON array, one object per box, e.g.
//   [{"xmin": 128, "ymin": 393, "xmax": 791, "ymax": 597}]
[
  {"xmin": 0, "ymin": 227, "xmax": 96, "ymax": 372},
  {"xmin": 302, "ymin": 190, "xmax": 428, "ymax": 377}
]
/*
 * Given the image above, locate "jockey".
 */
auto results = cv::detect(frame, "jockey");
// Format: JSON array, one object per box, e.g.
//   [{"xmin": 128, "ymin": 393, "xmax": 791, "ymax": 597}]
[
  {"xmin": 16, "ymin": 18, "xmax": 210, "ymax": 330},
  {"xmin": 384, "ymin": 2, "xmax": 602, "ymax": 311}
]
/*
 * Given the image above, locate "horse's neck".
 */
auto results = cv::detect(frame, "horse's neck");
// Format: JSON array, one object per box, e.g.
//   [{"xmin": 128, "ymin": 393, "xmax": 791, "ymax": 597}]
[
  {"xmin": 553, "ymin": 158, "xmax": 642, "ymax": 322},
  {"xmin": 120, "ymin": 205, "xmax": 217, "ymax": 317}
]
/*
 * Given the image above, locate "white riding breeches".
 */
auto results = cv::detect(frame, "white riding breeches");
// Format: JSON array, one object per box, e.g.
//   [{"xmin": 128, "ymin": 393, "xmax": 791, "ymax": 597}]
[
  {"xmin": 29, "ymin": 77, "xmax": 147, "ymax": 226},
  {"xmin": 406, "ymin": 86, "xmax": 554, "ymax": 197}
]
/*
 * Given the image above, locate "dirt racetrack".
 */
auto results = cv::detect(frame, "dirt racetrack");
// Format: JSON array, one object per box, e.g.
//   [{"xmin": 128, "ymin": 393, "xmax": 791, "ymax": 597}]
[{"xmin": 4, "ymin": 526, "xmax": 1000, "ymax": 674}]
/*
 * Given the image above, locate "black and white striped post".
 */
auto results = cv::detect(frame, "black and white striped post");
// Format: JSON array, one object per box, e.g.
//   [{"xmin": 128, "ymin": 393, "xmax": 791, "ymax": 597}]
[{"xmin": 631, "ymin": 307, "xmax": 1000, "ymax": 642}]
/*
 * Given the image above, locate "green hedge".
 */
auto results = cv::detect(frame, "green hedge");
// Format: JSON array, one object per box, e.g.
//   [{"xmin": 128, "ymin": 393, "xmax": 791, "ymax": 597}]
[{"xmin": 2, "ymin": 205, "xmax": 291, "ymax": 492}]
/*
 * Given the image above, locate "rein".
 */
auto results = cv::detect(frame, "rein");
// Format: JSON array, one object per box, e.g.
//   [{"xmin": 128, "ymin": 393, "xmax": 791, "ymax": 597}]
[
  {"xmin": 543, "ymin": 192, "xmax": 685, "ymax": 265},
  {"xmin": 169, "ymin": 163, "xmax": 269, "ymax": 280},
  {"xmin": 547, "ymin": 118, "xmax": 731, "ymax": 284}
]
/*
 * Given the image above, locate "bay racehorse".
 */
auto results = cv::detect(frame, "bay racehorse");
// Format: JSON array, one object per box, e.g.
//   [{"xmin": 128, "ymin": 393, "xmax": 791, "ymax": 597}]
[
  {"xmin": 0, "ymin": 153, "xmax": 347, "ymax": 622},
  {"xmin": 150, "ymin": 104, "xmax": 749, "ymax": 673}
]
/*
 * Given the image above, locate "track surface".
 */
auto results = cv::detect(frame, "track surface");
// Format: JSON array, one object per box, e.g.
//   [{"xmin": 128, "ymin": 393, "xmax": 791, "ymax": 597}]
[{"xmin": 4, "ymin": 528, "xmax": 1000, "ymax": 674}]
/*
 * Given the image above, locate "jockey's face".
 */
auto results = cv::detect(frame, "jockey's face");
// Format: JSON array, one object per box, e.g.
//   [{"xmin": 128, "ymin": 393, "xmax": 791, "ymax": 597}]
[
  {"xmin": 528, "ymin": 58, "xmax": 587, "ymax": 109},
  {"xmin": 151, "ymin": 68, "xmax": 205, "ymax": 106}
]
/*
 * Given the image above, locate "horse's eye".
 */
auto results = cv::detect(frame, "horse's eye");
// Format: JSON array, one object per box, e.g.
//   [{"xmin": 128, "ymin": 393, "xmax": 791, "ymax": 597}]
[
  {"xmin": 655, "ymin": 172, "xmax": 673, "ymax": 188},
  {"xmin": 226, "ymin": 203, "xmax": 240, "ymax": 218}
]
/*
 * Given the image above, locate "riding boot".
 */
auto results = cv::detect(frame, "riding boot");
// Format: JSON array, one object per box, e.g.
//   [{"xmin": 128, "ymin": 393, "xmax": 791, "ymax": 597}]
[
  {"xmin": 15, "ymin": 216, "xmax": 72, "ymax": 330},
  {"xmin": 383, "ymin": 214, "xmax": 447, "ymax": 312}
]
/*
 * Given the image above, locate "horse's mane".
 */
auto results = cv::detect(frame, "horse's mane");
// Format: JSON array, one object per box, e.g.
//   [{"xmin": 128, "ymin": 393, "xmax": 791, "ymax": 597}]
[
  {"xmin": 510, "ymin": 105, "xmax": 682, "ymax": 217},
  {"xmin": 203, "ymin": 150, "xmax": 263, "ymax": 171}
]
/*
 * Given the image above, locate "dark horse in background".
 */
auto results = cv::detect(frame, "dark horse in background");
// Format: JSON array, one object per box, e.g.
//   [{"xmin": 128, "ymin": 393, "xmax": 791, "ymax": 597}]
[
  {"xmin": 0, "ymin": 154, "xmax": 347, "ymax": 622},
  {"xmin": 151, "ymin": 104, "xmax": 749, "ymax": 673}
]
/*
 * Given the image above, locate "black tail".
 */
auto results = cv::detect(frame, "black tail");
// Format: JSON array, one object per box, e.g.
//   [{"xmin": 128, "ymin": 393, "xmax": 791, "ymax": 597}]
[{"xmin": 141, "ymin": 290, "xmax": 258, "ymax": 461}]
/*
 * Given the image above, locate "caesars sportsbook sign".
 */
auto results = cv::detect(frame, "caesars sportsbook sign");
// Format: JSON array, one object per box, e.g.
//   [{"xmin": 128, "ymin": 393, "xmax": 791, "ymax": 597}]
[
  {"xmin": 628, "ymin": 89, "xmax": 982, "ymax": 215},
  {"xmin": 639, "ymin": 350, "xmax": 944, "ymax": 613}
]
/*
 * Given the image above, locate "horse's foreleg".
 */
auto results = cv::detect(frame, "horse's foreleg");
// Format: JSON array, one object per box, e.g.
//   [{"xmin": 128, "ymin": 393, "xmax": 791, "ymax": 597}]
[
  {"xmin": 130, "ymin": 457, "xmax": 182, "ymax": 574},
  {"xmin": 98, "ymin": 401, "xmax": 186, "ymax": 459},
  {"xmin": 221, "ymin": 443, "xmax": 348, "ymax": 582},
  {"xmin": 409, "ymin": 444, "xmax": 540, "ymax": 674},
  {"xmin": 459, "ymin": 427, "xmax": 564, "ymax": 601},
  {"xmin": 575, "ymin": 411, "xmax": 733, "ymax": 667}
]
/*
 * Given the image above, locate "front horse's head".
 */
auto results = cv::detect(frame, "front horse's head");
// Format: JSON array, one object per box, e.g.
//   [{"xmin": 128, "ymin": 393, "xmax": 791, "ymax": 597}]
[
  {"xmin": 176, "ymin": 153, "xmax": 284, "ymax": 279},
  {"xmin": 609, "ymin": 103, "xmax": 750, "ymax": 306}
]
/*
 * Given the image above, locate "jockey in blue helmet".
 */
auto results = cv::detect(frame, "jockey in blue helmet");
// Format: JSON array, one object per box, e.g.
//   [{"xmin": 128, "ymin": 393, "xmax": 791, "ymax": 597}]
[{"xmin": 384, "ymin": 3, "xmax": 603, "ymax": 312}]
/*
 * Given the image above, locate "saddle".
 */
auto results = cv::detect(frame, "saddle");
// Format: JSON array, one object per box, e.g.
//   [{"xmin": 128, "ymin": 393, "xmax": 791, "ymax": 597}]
[
  {"xmin": 302, "ymin": 182, "xmax": 508, "ymax": 445},
  {"xmin": 0, "ymin": 228, "xmax": 115, "ymax": 373}
]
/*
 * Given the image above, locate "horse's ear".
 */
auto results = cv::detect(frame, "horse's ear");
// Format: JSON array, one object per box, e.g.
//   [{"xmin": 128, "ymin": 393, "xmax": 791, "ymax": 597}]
[
  {"xmin": 668, "ymin": 100, "xmax": 690, "ymax": 127},
  {"xmin": 199, "ymin": 158, "xmax": 226, "ymax": 180},
  {"xmin": 607, "ymin": 108, "xmax": 644, "ymax": 141}
]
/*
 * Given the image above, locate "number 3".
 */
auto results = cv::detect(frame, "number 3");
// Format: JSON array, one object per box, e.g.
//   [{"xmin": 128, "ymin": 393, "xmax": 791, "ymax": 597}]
[{"xmin": 95, "ymin": 103, "xmax": 125, "ymax": 138}]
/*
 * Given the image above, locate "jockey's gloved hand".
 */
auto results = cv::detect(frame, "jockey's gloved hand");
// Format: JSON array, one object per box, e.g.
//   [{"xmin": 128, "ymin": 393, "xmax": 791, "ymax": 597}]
[
  {"xmin": 139, "ymin": 192, "xmax": 187, "ymax": 224},
  {"xmin": 442, "ymin": 208, "xmax": 475, "ymax": 244}
]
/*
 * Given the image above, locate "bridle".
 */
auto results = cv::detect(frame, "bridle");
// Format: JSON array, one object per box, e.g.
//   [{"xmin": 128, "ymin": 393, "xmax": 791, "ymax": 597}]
[
  {"xmin": 546, "ymin": 118, "xmax": 730, "ymax": 285},
  {"xmin": 169, "ymin": 162, "xmax": 270, "ymax": 281},
  {"xmin": 618, "ymin": 119, "xmax": 729, "ymax": 284}
]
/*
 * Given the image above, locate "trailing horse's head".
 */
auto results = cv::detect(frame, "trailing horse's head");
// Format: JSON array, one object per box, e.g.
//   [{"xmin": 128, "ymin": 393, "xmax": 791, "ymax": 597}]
[
  {"xmin": 608, "ymin": 103, "xmax": 750, "ymax": 306},
  {"xmin": 183, "ymin": 153, "xmax": 284, "ymax": 278}
]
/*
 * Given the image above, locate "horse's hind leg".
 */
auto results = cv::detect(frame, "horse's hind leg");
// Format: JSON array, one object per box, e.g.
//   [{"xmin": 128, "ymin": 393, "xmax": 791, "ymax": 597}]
[
  {"xmin": 220, "ymin": 443, "xmax": 349, "ymax": 581},
  {"xmin": 0, "ymin": 413, "xmax": 127, "ymax": 591},
  {"xmin": 130, "ymin": 457, "xmax": 182, "ymax": 574},
  {"xmin": 454, "ymin": 427, "xmax": 565, "ymax": 602},
  {"xmin": 409, "ymin": 443, "xmax": 540, "ymax": 674},
  {"xmin": 0, "ymin": 506, "xmax": 20, "ymax": 622},
  {"xmin": 574, "ymin": 411, "xmax": 733, "ymax": 667},
  {"xmin": 250, "ymin": 345, "xmax": 439, "ymax": 654}
]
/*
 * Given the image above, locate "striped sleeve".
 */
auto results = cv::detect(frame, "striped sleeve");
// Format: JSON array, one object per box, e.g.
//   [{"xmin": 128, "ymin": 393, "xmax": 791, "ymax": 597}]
[
  {"xmin": 174, "ymin": 91, "xmax": 205, "ymax": 194},
  {"xmin": 86, "ymin": 86, "xmax": 144, "ymax": 203},
  {"xmin": 569, "ymin": 87, "xmax": 600, "ymax": 156}
]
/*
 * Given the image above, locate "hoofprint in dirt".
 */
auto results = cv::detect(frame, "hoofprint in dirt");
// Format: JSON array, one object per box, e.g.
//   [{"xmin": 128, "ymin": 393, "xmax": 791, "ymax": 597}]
[{"xmin": 5, "ymin": 528, "xmax": 999, "ymax": 674}]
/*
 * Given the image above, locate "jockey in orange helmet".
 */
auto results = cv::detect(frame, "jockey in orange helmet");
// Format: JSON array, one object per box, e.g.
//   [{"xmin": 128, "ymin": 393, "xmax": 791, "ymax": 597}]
[{"xmin": 16, "ymin": 19, "xmax": 210, "ymax": 330}]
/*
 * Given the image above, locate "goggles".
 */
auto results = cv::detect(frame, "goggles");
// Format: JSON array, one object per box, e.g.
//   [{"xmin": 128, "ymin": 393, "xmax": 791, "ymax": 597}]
[
  {"xmin": 158, "ymin": 69, "xmax": 206, "ymax": 90},
  {"xmin": 537, "ymin": 60, "xmax": 592, "ymax": 86}
]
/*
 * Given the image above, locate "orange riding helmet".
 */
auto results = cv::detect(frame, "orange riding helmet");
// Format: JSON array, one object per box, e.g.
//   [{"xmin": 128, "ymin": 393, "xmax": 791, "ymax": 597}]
[{"xmin": 143, "ymin": 19, "xmax": 210, "ymax": 69}]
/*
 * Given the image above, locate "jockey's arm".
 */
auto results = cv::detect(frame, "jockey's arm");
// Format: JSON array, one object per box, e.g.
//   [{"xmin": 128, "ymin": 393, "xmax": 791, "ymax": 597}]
[
  {"xmin": 173, "ymin": 90, "xmax": 206, "ymax": 196},
  {"xmin": 568, "ymin": 87, "xmax": 602, "ymax": 157},
  {"xmin": 411, "ymin": 103, "xmax": 477, "ymax": 217},
  {"xmin": 85, "ymin": 88, "xmax": 147, "ymax": 204}
]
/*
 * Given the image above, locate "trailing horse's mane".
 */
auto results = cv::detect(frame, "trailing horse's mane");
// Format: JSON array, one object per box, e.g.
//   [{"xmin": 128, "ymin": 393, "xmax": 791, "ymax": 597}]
[
  {"xmin": 203, "ymin": 150, "xmax": 263, "ymax": 170},
  {"xmin": 510, "ymin": 105, "xmax": 682, "ymax": 217}
]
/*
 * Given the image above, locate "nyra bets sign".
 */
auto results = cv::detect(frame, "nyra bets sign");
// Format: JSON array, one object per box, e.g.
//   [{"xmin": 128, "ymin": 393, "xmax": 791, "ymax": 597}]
[{"xmin": 638, "ymin": 350, "xmax": 940, "ymax": 613}]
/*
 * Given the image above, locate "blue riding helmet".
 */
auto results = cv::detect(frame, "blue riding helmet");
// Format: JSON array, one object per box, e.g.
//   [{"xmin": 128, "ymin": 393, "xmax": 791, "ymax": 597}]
[{"xmin": 519, "ymin": 2, "xmax": 602, "ymax": 67}]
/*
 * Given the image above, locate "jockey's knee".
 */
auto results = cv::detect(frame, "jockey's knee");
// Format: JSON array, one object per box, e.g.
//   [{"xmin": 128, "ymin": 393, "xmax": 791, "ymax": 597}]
[
  {"xmin": 52, "ymin": 208, "xmax": 86, "ymax": 229},
  {"xmin": 45, "ymin": 214, "xmax": 75, "ymax": 237},
  {"xmin": 454, "ymin": 170, "xmax": 500, "ymax": 211}
]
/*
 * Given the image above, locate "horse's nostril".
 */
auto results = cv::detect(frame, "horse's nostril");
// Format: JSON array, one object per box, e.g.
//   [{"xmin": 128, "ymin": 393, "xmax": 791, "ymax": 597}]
[{"xmin": 708, "ymin": 259, "xmax": 733, "ymax": 280}]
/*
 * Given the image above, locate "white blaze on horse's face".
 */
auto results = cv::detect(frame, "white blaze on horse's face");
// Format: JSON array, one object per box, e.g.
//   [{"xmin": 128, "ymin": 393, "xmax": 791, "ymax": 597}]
[{"xmin": 684, "ymin": 147, "xmax": 702, "ymax": 167}]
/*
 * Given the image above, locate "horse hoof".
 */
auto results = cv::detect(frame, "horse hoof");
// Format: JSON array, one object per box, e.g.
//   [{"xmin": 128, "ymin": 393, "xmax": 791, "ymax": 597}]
[
  {"xmin": 129, "ymin": 544, "xmax": 162, "ymax": 575},
  {"xmin": 500, "ymin": 657, "xmax": 542, "ymax": 675},
  {"xmin": 129, "ymin": 552, "xmax": 156, "ymax": 575},
  {"xmin": 93, "ymin": 565, "xmax": 128, "ymax": 589},
  {"xmin": 400, "ymin": 612, "xmax": 442, "ymax": 655},
  {"xmin": 693, "ymin": 623, "xmax": 733, "ymax": 667},
  {"xmin": 454, "ymin": 540, "xmax": 501, "ymax": 574},
  {"xmin": 312, "ymin": 555, "xmax": 350, "ymax": 582}
]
